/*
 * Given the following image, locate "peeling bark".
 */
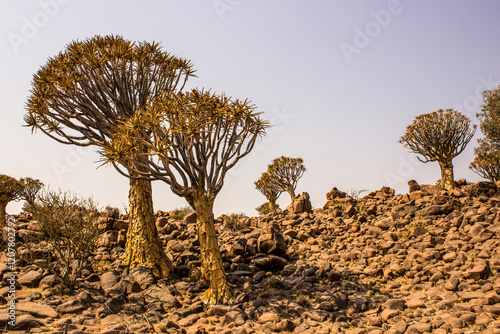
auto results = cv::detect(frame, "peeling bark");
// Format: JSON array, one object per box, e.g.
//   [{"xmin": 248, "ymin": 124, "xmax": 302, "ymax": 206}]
[
  {"xmin": 193, "ymin": 195, "xmax": 232, "ymax": 305},
  {"xmin": 123, "ymin": 176, "xmax": 172, "ymax": 278},
  {"xmin": 439, "ymin": 160, "xmax": 455, "ymax": 190}
]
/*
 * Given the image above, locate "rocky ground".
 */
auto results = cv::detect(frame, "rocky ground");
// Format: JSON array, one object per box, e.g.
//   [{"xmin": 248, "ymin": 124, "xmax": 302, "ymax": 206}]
[{"xmin": 1, "ymin": 179, "xmax": 500, "ymax": 333}]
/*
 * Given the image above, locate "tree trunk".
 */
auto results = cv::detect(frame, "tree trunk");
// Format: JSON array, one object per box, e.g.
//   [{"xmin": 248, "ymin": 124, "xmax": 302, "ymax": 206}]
[
  {"xmin": 268, "ymin": 196, "xmax": 276, "ymax": 212},
  {"xmin": 0, "ymin": 200, "xmax": 7, "ymax": 228},
  {"xmin": 123, "ymin": 176, "xmax": 172, "ymax": 278},
  {"xmin": 439, "ymin": 160, "xmax": 455, "ymax": 190},
  {"xmin": 288, "ymin": 188, "xmax": 296, "ymax": 202},
  {"xmin": 193, "ymin": 195, "xmax": 232, "ymax": 305}
]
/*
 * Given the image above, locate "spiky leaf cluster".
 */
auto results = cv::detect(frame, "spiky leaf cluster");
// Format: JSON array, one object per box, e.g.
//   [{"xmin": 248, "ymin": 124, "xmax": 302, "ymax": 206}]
[
  {"xmin": 0, "ymin": 174, "xmax": 24, "ymax": 204},
  {"xmin": 25, "ymin": 34, "xmax": 195, "ymax": 148},
  {"xmin": 267, "ymin": 156, "xmax": 306, "ymax": 195},
  {"xmin": 101, "ymin": 89, "xmax": 270, "ymax": 200},
  {"xmin": 399, "ymin": 109, "xmax": 476, "ymax": 163},
  {"xmin": 254, "ymin": 172, "xmax": 282, "ymax": 203}
]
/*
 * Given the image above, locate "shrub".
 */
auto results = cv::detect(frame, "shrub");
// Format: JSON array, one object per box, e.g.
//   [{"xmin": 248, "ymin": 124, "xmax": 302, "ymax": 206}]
[
  {"xmin": 221, "ymin": 213, "xmax": 248, "ymax": 231},
  {"xmin": 171, "ymin": 206, "xmax": 194, "ymax": 220},
  {"xmin": 255, "ymin": 202, "xmax": 279, "ymax": 215},
  {"xmin": 25, "ymin": 190, "xmax": 100, "ymax": 288}
]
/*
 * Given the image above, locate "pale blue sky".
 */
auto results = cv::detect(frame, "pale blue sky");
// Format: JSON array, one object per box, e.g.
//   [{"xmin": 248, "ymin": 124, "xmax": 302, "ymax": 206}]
[{"xmin": 2, "ymin": 1, "xmax": 500, "ymax": 216}]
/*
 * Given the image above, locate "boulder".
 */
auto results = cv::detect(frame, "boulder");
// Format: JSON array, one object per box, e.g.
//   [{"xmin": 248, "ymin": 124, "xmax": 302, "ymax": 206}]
[
  {"xmin": 408, "ymin": 180, "xmax": 420, "ymax": 193},
  {"xmin": 257, "ymin": 227, "xmax": 287, "ymax": 256},
  {"xmin": 287, "ymin": 192, "xmax": 312, "ymax": 214}
]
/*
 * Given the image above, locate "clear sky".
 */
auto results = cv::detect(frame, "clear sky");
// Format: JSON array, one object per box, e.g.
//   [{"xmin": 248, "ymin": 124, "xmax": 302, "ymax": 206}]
[{"xmin": 1, "ymin": 1, "xmax": 500, "ymax": 217}]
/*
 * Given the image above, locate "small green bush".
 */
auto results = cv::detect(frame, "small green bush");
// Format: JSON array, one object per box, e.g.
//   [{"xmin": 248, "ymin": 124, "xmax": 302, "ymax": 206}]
[
  {"xmin": 171, "ymin": 206, "xmax": 194, "ymax": 220},
  {"xmin": 255, "ymin": 202, "xmax": 279, "ymax": 215},
  {"xmin": 222, "ymin": 212, "xmax": 248, "ymax": 231}
]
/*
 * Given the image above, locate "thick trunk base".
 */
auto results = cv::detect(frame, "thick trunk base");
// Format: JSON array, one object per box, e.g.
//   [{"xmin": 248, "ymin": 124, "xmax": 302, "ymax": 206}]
[
  {"xmin": 0, "ymin": 201, "xmax": 7, "ymax": 228},
  {"xmin": 439, "ymin": 161, "xmax": 455, "ymax": 191},
  {"xmin": 268, "ymin": 197, "xmax": 276, "ymax": 212},
  {"xmin": 194, "ymin": 196, "xmax": 232, "ymax": 305},
  {"xmin": 123, "ymin": 177, "xmax": 172, "ymax": 278}
]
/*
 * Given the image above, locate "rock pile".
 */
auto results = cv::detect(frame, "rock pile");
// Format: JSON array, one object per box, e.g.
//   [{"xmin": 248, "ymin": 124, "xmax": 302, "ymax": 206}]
[{"xmin": 1, "ymin": 179, "xmax": 500, "ymax": 333}]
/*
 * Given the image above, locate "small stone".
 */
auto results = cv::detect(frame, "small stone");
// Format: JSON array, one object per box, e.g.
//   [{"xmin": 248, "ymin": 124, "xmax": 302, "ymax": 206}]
[
  {"xmin": 445, "ymin": 275, "xmax": 459, "ymax": 291},
  {"xmin": 381, "ymin": 308, "xmax": 399, "ymax": 321},
  {"xmin": 476, "ymin": 313, "xmax": 491, "ymax": 325},
  {"xmin": 390, "ymin": 320, "xmax": 407, "ymax": 333},
  {"xmin": 319, "ymin": 301, "xmax": 334, "ymax": 312},
  {"xmin": 406, "ymin": 298, "xmax": 425, "ymax": 309},
  {"xmin": 446, "ymin": 317, "xmax": 464, "ymax": 328},
  {"xmin": 258, "ymin": 312, "xmax": 280, "ymax": 324},
  {"xmin": 383, "ymin": 299, "xmax": 406, "ymax": 310},
  {"xmin": 56, "ymin": 299, "xmax": 85, "ymax": 314},
  {"xmin": 18, "ymin": 270, "xmax": 43, "ymax": 288},
  {"xmin": 16, "ymin": 302, "xmax": 58, "ymax": 318}
]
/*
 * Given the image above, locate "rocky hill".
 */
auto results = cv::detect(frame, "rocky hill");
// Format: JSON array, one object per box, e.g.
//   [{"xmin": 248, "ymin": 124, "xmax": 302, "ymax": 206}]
[{"xmin": 1, "ymin": 179, "xmax": 500, "ymax": 333}]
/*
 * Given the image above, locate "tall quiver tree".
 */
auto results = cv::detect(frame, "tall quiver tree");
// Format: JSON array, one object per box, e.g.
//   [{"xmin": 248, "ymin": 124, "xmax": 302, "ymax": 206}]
[
  {"xmin": 0, "ymin": 175, "xmax": 24, "ymax": 227},
  {"xmin": 24, "ymin": 35, "xmax": 195, "ymax": 277},
  {"xmin": 399, "ymin": 109, "xmax": 476, "ymax": 190},
  {"xmin": 267, "ymin": 156, "xmax": 305, "ymax": 201},
  {"xmin": 19, "ymin": 177, "xmax": 44, "ymax": 207},
  {"xmin": 255, "ymin": 172, "xmax": 282, "ymax": 211},
  {"xmin": 470, "ymin": 85, "xmax": 500, "ymax": 182},
  {"xmin": 102, "ymin": 89, "xmax": 270, "ymax": 305}
]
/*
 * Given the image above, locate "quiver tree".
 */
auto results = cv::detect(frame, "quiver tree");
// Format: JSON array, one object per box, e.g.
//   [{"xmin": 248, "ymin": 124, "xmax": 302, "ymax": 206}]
[
  {"xmin": 470, "ymin": 142, "xmax": 500, "ymax": 182},
  {"xmin": 399, "ymin": 109, "xmax": 476, "ymax": 190},
  {"xmin": 267, "ymin": 156, "xmax": 306, "ymax": 200},
  {"xmin": 20, "ymin": 177, "xmax": 44, "ymax": 207},
  {"xmin": 102, "ymin": 89, "xmax": 270, "ymax": 305},
  {"xmin": 477, "ymin": 85, "xmax": 500, "ymax": 142},
  {"xmin": 470, "ymin": 86, "xmax": 500, "ymax": 182},
  {"xmin": 24, "ymin": 35, "xmax": 195, "ymax": 277},
  {"xmin": 0, "ymin": 175, "xmax": 24, "ymax": 227},
  {"xmin": 255, "ymin": 172, "xmax": 281, "ymax": 212}
]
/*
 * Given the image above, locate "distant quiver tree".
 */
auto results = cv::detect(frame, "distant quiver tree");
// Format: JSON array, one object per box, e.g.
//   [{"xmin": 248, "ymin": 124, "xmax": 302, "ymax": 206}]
[
  {"xmin": 399, "ymin": 109, "xmax": 476, "ymax": 190},
  {"xmin": 255, "ymin": 171, "xmax": 282, "ymax": 212},
  {"xmin": 267, "ymin": 156, "xmax": 305, "ymax": 201}
]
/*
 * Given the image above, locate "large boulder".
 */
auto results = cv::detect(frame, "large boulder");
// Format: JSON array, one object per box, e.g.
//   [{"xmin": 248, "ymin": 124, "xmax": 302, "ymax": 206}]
[
  {"xmin": 257, "ymin": 226, "xmax": 287, "ymax": 256},
  {"xmin": 408, "ymin": 180, "xmax": 420, "ymax": 193},
  {"xmin": 326, "ymin": 187, "xmax": 347, "ymax": 200},
  {"xmin": 286, "ymin": 192, "xmax": 312, "ymax": 214}
]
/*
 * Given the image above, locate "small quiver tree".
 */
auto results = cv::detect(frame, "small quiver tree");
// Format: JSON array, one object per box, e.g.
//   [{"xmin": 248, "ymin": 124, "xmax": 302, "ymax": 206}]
[
  {"xmin": 470, "ymin": 140, "xmax": 500, "ymax": 183},
  {"xmin": 0, "ymin": 175, "xmax": 24, "ymax": 227},
  {"xmin": 24, "ymin": 35, "xmax": 195, "ymax": 277},
  {"xmin": 19, "ymin": 177, "xmax": 44, "ymax": 211},
  {"xmin": 102, "ymin": 89, "xmax": 270, "ymax": 305},
  {"xmin": 267, "ymin": 156, "xmax": 306, "ymax": 201},
  {"xmin": 255, "ymin": 171, "xmax": 282, "ymax": 212},
  {"xmin": 399, "ymin": 109, "xmax": 476, "ymax": 190}
]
